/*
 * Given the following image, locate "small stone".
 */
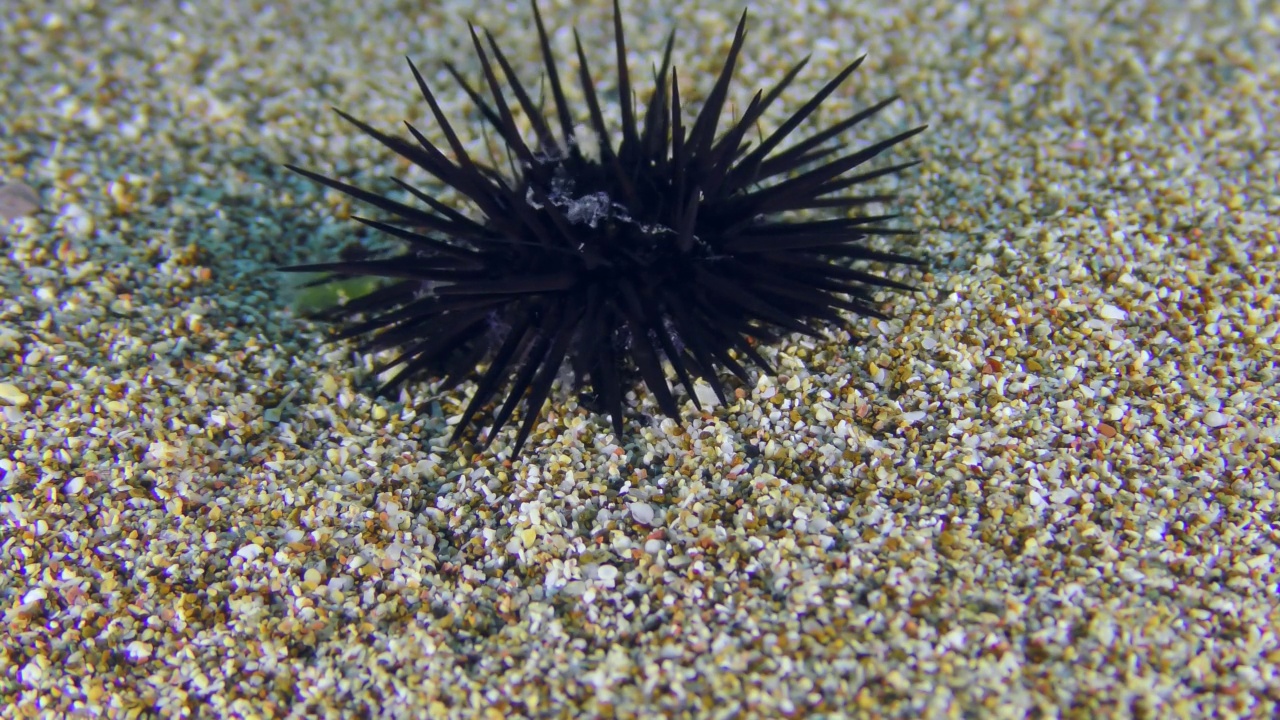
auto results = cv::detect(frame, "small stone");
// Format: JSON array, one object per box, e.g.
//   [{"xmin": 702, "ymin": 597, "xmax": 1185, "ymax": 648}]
[
  {"xmin": 125, "ymin": 641, "xmax": 153, "ymax": 661},
  {"xmin": 147, "ymin": 440, "xmax": 188, "ymax": 464},
  {"xmin": 629, "ymin": 502, "xmax": 655, "ymax": 526},
  {"xmin": 0, "ymin": 383, "xmax": 29, "ymax": 407},
  {"xmin": 1098, "ymin": 304, "xmax": 1127, "ymax": 321},
  {"xmin": 321, "ymin": 374, "xmax": 340, "ymax": 398},
  {"xmin": 237, "ymin": 544, "xmax": 264, "ymax": 561},
  {"xmin": 19, "ymin": 663, "xmax": 43, "ymax": 685},
  {"xmin": 597, "ymin": 564, "xmax": 619, "ymax": 584},
  {"xmin": 0, "ymin": 182, "xmax": 39, "ymax": 221},
  {"xmin": 1203, "ymin": 411, "xmax": 1228, "ymax": 428}
]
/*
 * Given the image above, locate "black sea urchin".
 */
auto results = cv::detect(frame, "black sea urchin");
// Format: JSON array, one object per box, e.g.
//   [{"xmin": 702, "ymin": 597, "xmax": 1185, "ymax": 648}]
[{"xmin": 284, "ymin": 1, "xmax": 926, "ymax": 454}]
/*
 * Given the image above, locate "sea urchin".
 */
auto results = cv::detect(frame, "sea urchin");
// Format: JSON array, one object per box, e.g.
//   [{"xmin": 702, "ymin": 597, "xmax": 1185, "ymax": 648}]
[{"xmin": 284, "ymin": 1, "xmax": 926, "ymax": 454}]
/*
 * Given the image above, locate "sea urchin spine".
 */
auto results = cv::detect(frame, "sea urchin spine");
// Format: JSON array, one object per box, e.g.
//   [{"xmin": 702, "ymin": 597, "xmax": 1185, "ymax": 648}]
[{"xmin": 283, "ymin": 1, "xmax": 926, "ymax": 454}]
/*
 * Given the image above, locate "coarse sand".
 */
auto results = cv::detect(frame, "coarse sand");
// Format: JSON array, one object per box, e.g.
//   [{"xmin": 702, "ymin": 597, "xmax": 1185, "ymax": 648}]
[{"xmin": 1, "ymin": 0, "xmax": 1277, "ymax": 717}]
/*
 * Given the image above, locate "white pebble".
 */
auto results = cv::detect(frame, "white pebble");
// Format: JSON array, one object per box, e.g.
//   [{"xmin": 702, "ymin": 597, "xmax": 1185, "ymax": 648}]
[
  {"xmin": 236, "ymin": 544, "xmax": 264, "ymax": 561},
  {"xmin": 1098, "ymin": 304, "xmax": 1127, "ymax": 320},
  {"xmin": 693, "ymin": 382, "xmax": 721, "ymax": 406},
  {"xmin": 597, "ymin": 564, "xmax": 618, "ymax": 585},
  {"xmin": 19, "ymin": 662, "xmax": 43, "ymax": 685},
  {"xmin": 125, "ymin": 641, "xmax": 153, "ymax": 661},
  {"xmin": 147, "ymin": 441, "xmax": 188, "ymax": 464},
  {"xmin": 1049, "ymin": 489, "xmax": 1078, "ymax": 504},
  {"xmin": 630, "ymin": 502, "xmax": 655, "ymax": 525}
]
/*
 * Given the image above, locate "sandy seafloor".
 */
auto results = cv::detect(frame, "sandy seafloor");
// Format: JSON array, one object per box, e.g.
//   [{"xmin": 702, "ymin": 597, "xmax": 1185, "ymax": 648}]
[{"xmin": 1, "ymin": 0, "xmax": 1278, "ymax": 717}]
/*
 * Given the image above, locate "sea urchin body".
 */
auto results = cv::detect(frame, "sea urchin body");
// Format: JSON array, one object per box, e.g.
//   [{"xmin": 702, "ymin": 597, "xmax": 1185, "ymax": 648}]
[{"xmin": 284, "ymin": 1, "xmax": 926, "ymax": 454}]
